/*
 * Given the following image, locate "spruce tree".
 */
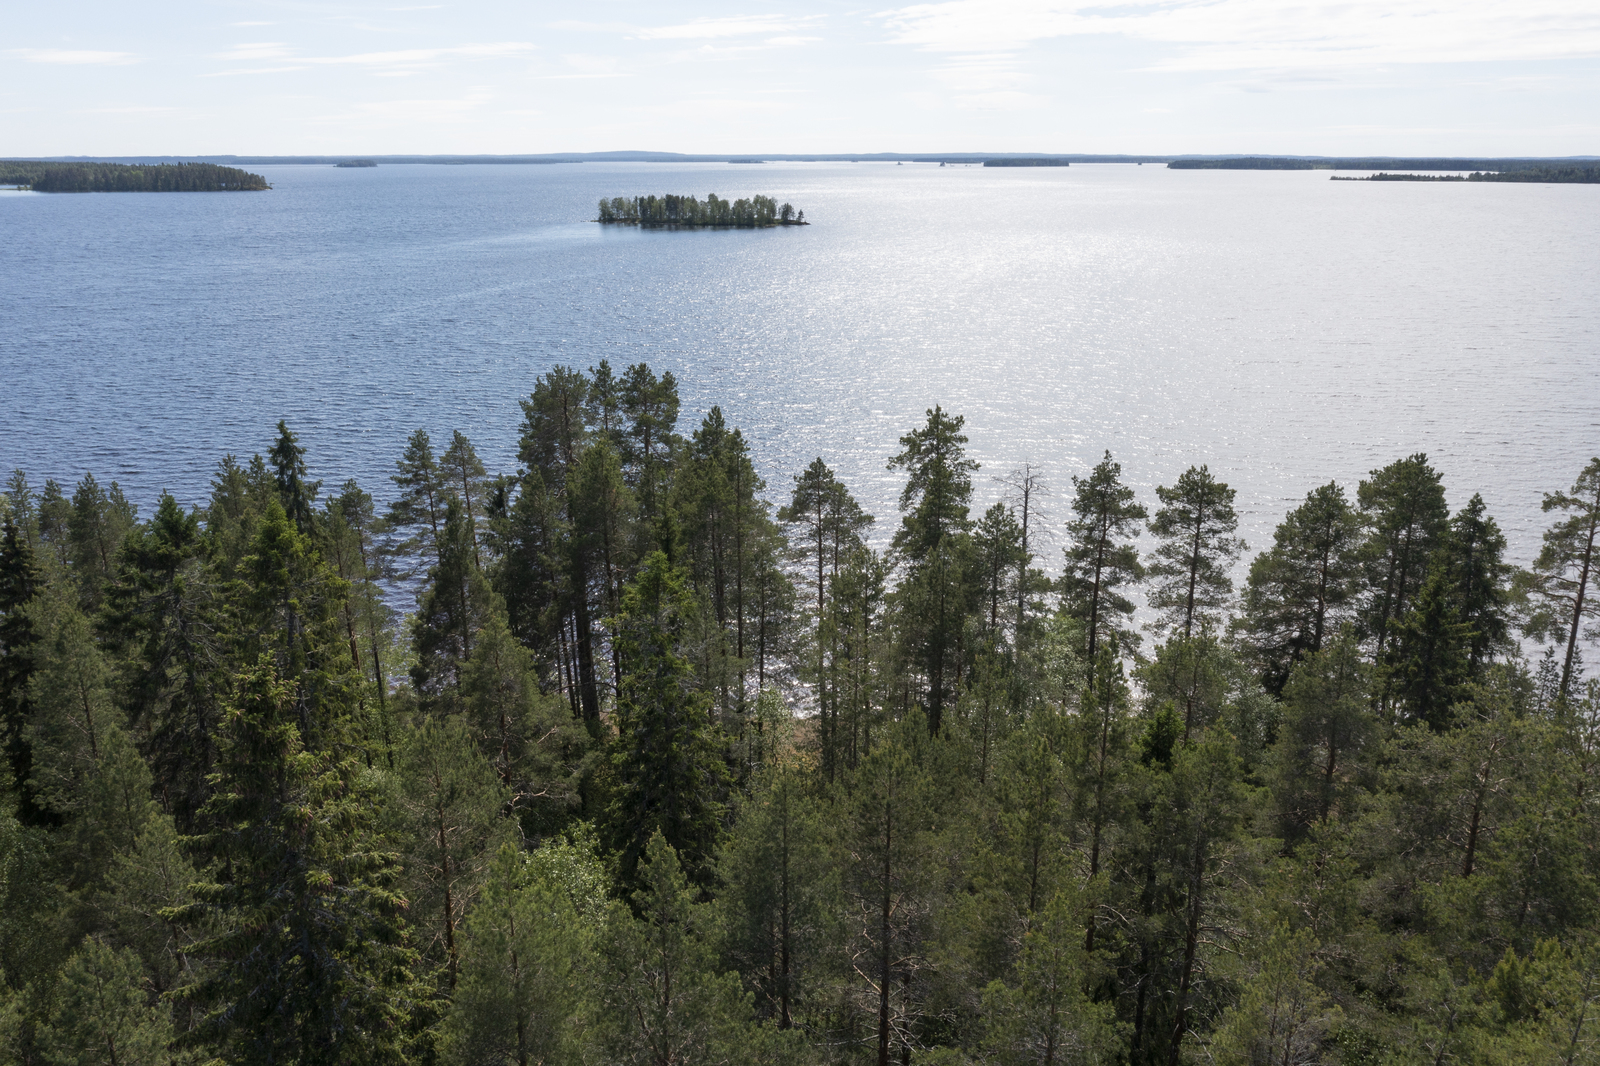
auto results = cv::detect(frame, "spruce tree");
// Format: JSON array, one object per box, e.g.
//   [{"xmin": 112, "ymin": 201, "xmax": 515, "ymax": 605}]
[
  {"xmin": 268, "ymin": 420, "xmax": 320, "ymax": 536},
  {"xmin": 0, "ymin": 519, "xmax": 47, "ymax": 824},
  {"xmin": 1440, "ymin": 493, "xmax": 1511, "ymax": 678},
  {"xmin": 66, "ymin": 473, "xmax": 137, "ymax": 613},
  {"xmin": 169, "ymin": 656, "xmax": 417, "ymax": 1065},
  {"xmin": 1383, "ymin": 564, "xmax": 1474, "ymax": 729},
  {"xmin": 101, "ymin": 493, "xmax": 224, "ymax": 830},
  {"xmin": 1146, "ymin": 465, "xmax": 1244, "ymax": 641},
  {"xmin": 1059, "ymin": 451, "xmax": 1146, "ymax": 681},
  {"xmin": 607, "ymin": 551, "xmax": 729, "ymax": 885}
]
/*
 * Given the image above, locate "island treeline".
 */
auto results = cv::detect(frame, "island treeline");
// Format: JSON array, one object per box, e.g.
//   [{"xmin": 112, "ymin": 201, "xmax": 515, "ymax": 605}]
[
  {"xmin": 2, "ymin": 366, "xmax": 1599, "ymax": 1065},
  {"xmin": 0, "ymin": 161, "xmax": 270, "ymax": 192},
  {"xmin": 1170, "ymin": 157, "xmax": 1600, "ymax": 182},
  {"xmin": 597, "ymin": 193, "xmax": 806, "ymax": 226}
]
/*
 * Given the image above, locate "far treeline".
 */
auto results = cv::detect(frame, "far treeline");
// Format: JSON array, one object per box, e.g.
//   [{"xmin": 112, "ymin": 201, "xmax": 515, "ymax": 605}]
[
  {"xmin": 0, "ymin": 161, "xmax": 270, "ymax": 192},
  {"xmin": 1171, "ymin": 157, "xmax": 1600, "ymax": 183},
  {"xmin": 3, "ymin": 363, "xmax": 1600, "ymax": 1065},
  {"xmin": 597, "ymin": 193, "xmax": 806, "ymax": 226}
]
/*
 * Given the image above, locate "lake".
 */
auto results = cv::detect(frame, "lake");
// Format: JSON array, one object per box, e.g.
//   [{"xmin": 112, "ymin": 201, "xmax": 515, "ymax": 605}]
[{"xmin": 2, "ymin": 161, "xmax": 1596, "ymax": 567}]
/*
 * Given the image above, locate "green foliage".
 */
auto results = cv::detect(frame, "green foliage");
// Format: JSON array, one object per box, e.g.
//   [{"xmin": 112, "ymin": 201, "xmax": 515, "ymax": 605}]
[
  {"xmin": 607, "ymin": 552, "xmax": 730, "ymax": 884},
  {"xmin": 1060, "ymin": 451, "xmax": 1147, "ymax": 670},
  {"xmin": 1238, "ymin": 481, "xmax": 1365, "ymax": 694},
  {"xmin": 169, "ymin": 656, "xmax": 417, "ymax": 1065},
  {"xmin": 36, "ymin": 938, "xmax": 175, "ymax": 1066},
  {"xmin": 594, "ymin": 832, "xmax": 752, "ymax": 1065},
  {"xmin": 597, "ymin": 192, "xmax": 796, "ymax": 227},
  {"xmin": 8, "ymin": 391, "xmax": 1592, "ymax": 1066},
  {"xmin": 1146, "ymin": 465, "xmax": 1245, "ymax": 641},
  {"xmin": 439, "ymin": 844, "xmax": 590, "ymax": 1066},
  {"xmin": 0, "ymin": 160, "xmax": 268, "ymax": 192}
]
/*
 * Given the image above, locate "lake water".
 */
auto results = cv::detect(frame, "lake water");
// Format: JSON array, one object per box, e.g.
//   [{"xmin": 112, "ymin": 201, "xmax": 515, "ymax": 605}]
[{"xmin": 3, "ymin": 162, "xmax": 1597, "ymax": 568}]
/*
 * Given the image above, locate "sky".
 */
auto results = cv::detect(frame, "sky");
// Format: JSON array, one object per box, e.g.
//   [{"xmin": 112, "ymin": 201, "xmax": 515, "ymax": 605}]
[{"xmin": 6, "ymin": 0, "xmax": 1599, "ymax": 157}]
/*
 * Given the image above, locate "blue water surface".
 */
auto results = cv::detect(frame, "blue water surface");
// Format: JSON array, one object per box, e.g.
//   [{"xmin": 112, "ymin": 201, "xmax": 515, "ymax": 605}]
[{"xmin": 3, "ymin": 161, "xmax": 1597, "ymax": 566}]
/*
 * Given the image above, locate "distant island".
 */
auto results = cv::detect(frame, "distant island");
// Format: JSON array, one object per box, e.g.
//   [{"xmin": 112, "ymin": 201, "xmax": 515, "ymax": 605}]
[
  {"xmin": 1170, "ymin": 157, "xmax": 1600, "ymax": 182},
  {"xmin": 335, "ymin": 159, "xmax": 377, "ymax": 168},
  {"xmin": 0, "ymin": 161, "xmax": 269, "ymax": 192},
  {"xmin": 1329, "ymin": 167, "xmax": 1600, "ymax": 184},
  {"xmin": 1331, "ymin": 173, "xmax": 1465, "ymax": 182},
  {"xmin": 983, "ymin": 158, "xmax": 1070, "ymax": 167},
  {"xmin": 596, "ymin": 193, "xmax": 807, "ymax": 227}
]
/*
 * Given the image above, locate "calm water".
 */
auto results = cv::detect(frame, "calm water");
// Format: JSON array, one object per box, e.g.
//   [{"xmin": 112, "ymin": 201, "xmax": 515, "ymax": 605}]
[{"xmin": 3, "ymin": 162, "xmax": 1597, "ymax": 566}]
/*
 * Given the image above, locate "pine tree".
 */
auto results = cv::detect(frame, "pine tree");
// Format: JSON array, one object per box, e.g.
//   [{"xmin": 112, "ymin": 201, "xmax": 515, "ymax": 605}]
[
  {"xmin": 979, "ymin": 886, "xmax": 1118, "ymax": 1066},
  {"xmin": 1146, "ymin": 465, "xmax": 1245, "ymax": 641},
  {"xmin": 390, "ymin": 428, "xmax": 447, "ymax": 570},
  {"xmin": 839, "ymin": 711, "xmax": 949, "ymax": 1066},
  {"xmin": 888, "ymin": 406, "xmax": 978, "ymax": 734},
  {"xmin": 1237, "ymin": 481, "xmax": 1363, "ymax": 696},
  {"xmin": 412, "ymin": 498, "xmax": 497, "ymax": 710},
  {"xmin": 1358, "ymin": 453, "xmax": 1449, "ymax": 664},
  {"xmin": 972, "ymin": 502, "xmax": 1026, "ymax": 647},
  {"xmin": 37, "ymin": 938, "xmax": 175, "ymax": 1066},
  {"xmin": 619, "ymin": 363, "xmax": 681, "ymax": 517},
  {"xmin": 26, "ymin": 588, "xmax": 120, "ymax": 831},
  {"xmin": 169, "ymin": 656, "xmax": 417, "ymax": 1065},
  {"xmin": 461, "ymin": 608, "xmax": 589, "ymax": 836},
  {"xmin": 1268, "ymin": 628, "xmax": 1373, "ymax": 837},
  {"xmin": 595, "ymin": 832, "xmax": 749, "ymax": 1066},
  {"xmin": 396, "ymin": 715, "xmax": 515, "ymax": 991},
  {"xmin": 1060, "ymin": 451, "xmax": 1147, "ymax": 681},
  {"xmin": 717, "ymin": 764, "xmax": 833, "ymax": 1029},
  {"xmin": 1525, "ymin": 457, "xmax": 1600, "ymax": 704},
  {"xmin": 779, "ymin": 458, "xmax": 872, "ymax": 774},
  {"xmin": 519, "ymin": 366, "xmax": 602, "ymax": 725},
  {"xmin": 440, "ymin": 845, "xmax": 591, "ymax": 1066},
  {"xmin": 440, "ymin": 430, "xmax": 490, "ymax": 569}
]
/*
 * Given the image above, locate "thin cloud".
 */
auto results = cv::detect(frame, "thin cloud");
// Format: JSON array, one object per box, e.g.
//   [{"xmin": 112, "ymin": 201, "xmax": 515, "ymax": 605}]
[
  {"xmin": 637, "ymin": 15, "xmax": 816, "ymax": 40},
  {"xmin": 880, "ymin": 0, "xmax": 1600, "ymax": 71},
  {"xmin": 15, "ymin": 48, "xmax": 137, "ymax": 65}
]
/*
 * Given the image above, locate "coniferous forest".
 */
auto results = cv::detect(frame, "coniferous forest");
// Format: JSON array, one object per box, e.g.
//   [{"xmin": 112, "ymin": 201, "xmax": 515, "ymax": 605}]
[
  {"xmin": 597, "ymin": 194, "xmax": 805, "ymax": 226},
  {"xmin": 3, "ymin": 362, "xmax": 1600, "ymax": 1066},
  {"xmin": 0, "ymin": 162, "xmax": 270, "ymax": 193}
]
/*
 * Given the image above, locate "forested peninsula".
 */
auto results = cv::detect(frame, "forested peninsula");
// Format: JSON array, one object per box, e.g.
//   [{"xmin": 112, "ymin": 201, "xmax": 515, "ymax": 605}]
[
  {"xmin": 597, "ymin": 193, "xmax": 806, "ymax": 226},
  {"xmin": 1170, "ymin": 158, "xmax": 1600, "ymax": 183},
  {"xmin": 3, "ymin": 363, "xmax": 1600, "ymax": 1065},
  {"xmin": 0, "ymin": 161, "xmax": 270, "ymax": 192}
]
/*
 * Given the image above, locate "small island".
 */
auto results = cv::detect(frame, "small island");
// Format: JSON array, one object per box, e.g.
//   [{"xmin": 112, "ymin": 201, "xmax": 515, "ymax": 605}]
[
  {"xmin": 0, "ymin": 161, "xmax": 269, "ymax": 192},
  {"xmin": 335, "ymin": 159, "xmax": 378, "ymax": 168},
  {"xmin": 596, "ymin": 193, "xmax": 807, "ymax": 227},
  {"xmin": 983, "ymin": 158, "xmax": 1070, "ymax": 167}
]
